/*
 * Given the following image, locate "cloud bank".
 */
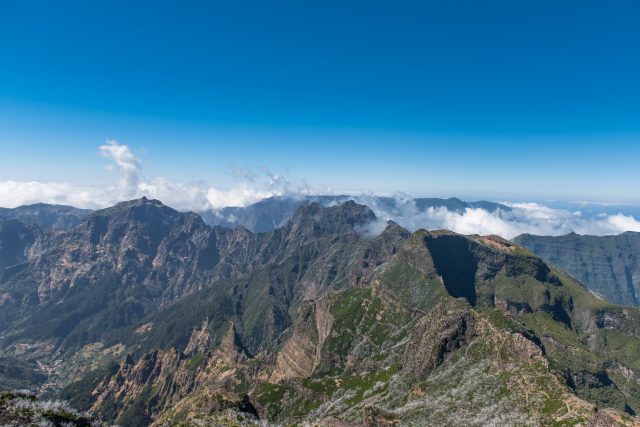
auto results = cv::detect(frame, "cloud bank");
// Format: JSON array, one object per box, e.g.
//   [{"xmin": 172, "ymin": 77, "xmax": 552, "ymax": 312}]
[
  {"xmin": 355, "ymin": 197, "xmax": 640, "ymax": 239},
  {"xmin": 1, "ymin": 141, "xmax": 640, "ymax": 238},
  {"xmin": 0, "ymin": 141, "xmax": 303, "ymax": 212}
]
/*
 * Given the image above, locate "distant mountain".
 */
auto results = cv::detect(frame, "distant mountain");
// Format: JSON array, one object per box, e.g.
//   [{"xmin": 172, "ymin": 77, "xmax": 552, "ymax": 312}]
[
  {"xmin": 0, "ymin": 219, "xmax": 39, "ymax": 273},
  {"xmin": 201, "ymin": 195, "xmax": 510, "ymax": 232},
  {"xmin": 513, "ymin": 232, "xmax": 640, "ymax": 307},
  {"xmin": 200, "ymin": 196, "xmax": 305, "ymax": 232},
  {"xmin": 1, "ymin": 198, "xmax": 640, "ymax": 426},
  {"xmin": 0, "ymin": 203, "xmax": 92, "ymax": 231},
  {"xmin": 0, "ymin": 196, "xmax": 507, "ymax": 234}
]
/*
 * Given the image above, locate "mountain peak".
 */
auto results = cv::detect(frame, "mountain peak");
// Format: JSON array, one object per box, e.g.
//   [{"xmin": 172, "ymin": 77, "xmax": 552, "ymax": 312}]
[
  {"xmin": 287, "ymin": 201, "xmax": 376, "ymax": 237},
  {"xmin": 88, "ymin": 197, "xmax": 177, "ymax": 220},
  {"xmin": 77, "ymin": 197, "xmax": 209, "ymax": 249}
]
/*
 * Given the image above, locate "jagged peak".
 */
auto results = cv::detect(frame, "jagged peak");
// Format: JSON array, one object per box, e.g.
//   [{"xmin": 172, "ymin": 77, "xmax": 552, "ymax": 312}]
[
  {"xmin": 124, "ymin": 353, "xmax": 136, "ymax": 366},
  {"xmin": 380, "ymin": 221, "xmax": 410, "ymax": 238},
  {"xmin": 233, "ymin": 224, "xmax": 253, "ymax": 236},
  {"xmin": 220, "ymin": 321, "xmax": 251, "ymax": 359}
]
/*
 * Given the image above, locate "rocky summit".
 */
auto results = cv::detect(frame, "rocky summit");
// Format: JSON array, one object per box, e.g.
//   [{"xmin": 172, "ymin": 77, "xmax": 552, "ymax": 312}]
[{"xmin": 1, "ymin": 198, "xmax": 640, "ymax": 426}]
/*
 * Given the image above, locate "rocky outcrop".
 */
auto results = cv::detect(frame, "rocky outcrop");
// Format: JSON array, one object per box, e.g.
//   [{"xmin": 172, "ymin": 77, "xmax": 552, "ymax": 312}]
[
  {"xmin": 402, "ymin": 303, "xmax": 477, "ymax": 379},
  {"xmin": 270, "ymin": 299, "xmax": 334, "ymax": 382},
  {"xmin": 183, "ymin": 320, "xmax": 216, "ymax": 355}
]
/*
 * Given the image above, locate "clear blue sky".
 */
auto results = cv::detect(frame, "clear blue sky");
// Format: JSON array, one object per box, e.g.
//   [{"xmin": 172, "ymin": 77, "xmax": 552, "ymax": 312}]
[{"xmin": 1, "ymin": 0, "xmax": 639, "ymax": 202}]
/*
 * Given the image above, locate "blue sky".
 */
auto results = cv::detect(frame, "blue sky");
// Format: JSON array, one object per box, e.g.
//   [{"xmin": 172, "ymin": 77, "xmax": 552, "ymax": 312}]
[{"xmin": 1, "ymin": 0, "xmax": 639, "ymax": 204}]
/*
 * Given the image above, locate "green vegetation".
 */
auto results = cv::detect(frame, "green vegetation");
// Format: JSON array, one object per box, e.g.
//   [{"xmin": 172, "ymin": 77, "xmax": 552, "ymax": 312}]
[
  {"xmin": 377, "ymin": 259, "xmax": 448, "ymax": 312},
  {"xmin": 600, "ymin": 329, "xmax": 640, "ymax": 371},
  {"xmin": 0, "ymin": 390, "xmax": 98, "ymax": 426},
  {"xmin": 485, "ymin": 308, "xmax": 525, "ymax": 332},
  {"xmin": 302, "ymin": 365, "xmax": 397, "ymax": 401},
  {"xmin": 254, "ymin": 382, "xmax": 319, "ymax": 421},
  {"xmin": 185, "ymin": 352, "xmax": 207, "ymax": 371},
  {"xmin": 514, "ymin": 232, "xmax": 640, "ymax": 306},
  {"xmin": 59, "ymin": 361, "xmax": 120, "ymax": 411},
  {"xmin": 0, "ymin": 355, "xmax": 46, "ymax": 391}
]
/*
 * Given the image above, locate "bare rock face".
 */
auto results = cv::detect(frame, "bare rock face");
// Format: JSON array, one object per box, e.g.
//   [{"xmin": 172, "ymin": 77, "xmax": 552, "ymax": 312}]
[
  {"xmin": 269, "ymin": 326, "xmax": 317, "ymax": 382},
  {"xmin": 586, "ymin": 409, "xmax": 640, "ymax": 427},
  {"xmin": 90, "ymin": 342, "xmax": 252, "ymax": 425},
  {"xmin": 32, "ymin": 197, "xmax": 220, "ymax": 302},
  {"xmin": 1, "ymin": 198, "xmax": 221, "ymax": 311},
  {"xmin": 184, "ymin": 320, "xmax": 215, "ymax": 355},
  {"xmin": 270, "ymin": 299, "xmax": 334, "ymax": 382},
  {"xmin": 90, "ymin": 349, "xmax": 185, "ymax": 423},
  {"xmin": 219, "ymin": 321, "xmax": 250, "ymax": 362},
  {"xmin": 402, "ymin": 303, "xmax": 477, "ymax": 379},
  {"xmin": 0, "ymin": 198, "xmax": 229, "ymax": 353}
]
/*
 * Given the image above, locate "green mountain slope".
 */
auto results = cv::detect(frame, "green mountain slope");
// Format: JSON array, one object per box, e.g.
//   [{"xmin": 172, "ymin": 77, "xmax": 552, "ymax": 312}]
[
  {"xmin": 0, "ymin": 219, "xmax": 39, "ymax": 273},
  {"xmin": 514, "ymin": 232, "xmax": 640, "ymax": 306}
]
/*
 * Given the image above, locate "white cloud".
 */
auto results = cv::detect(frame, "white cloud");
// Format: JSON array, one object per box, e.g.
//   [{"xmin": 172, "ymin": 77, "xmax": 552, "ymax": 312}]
[
  {"xmin": 421, "ymin": 207, "xmax": 522, "ymax": 238},
  {"xmin": 98, "ymin": 140, "xmax": 142, "ymax": 196},
  {"xmin": 0, "ymin": 180, "xmax": 101, "ymax": 209},
  {"xmin": 354, "ymin": 218, "xmax": 389, "ymax": 238},
  {"xmin": 602, "ymin": 213, "xmax": 640, "ymax": 233},
  {"xmin": 206, "ymin": 183, "xmax": 279, "ymax": 210},
  {"xmin": 137, "ymin": 177, "xmax": 211, "ymax": 212},
  {"xmin": 355, "ymin": 197, "xmax": 640, "ymax": 239},
  {"xmin": 0, "ymin": 140, "xmax": 307, "ymax": 212},
  {"xmin": 1, "ymin": 141, "xmax": 640, "ymax": 238}
]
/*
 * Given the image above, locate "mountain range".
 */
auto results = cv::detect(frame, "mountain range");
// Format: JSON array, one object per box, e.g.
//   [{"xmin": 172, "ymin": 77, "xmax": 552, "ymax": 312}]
[
  {"xmin": 0, "ymin": 203, "xmax": 92, "ymax": 231},
  {"xmin": 201, "ymin": 195, "xmax": 509, "ymax": 233},
  {"xmin": 0, "ymin": 195, "xmax": 507, "ymax": 234},
  {"xmin": 1, "ymin": 198, "xmax": 640, "ymax": 425},
  {"xmin": 514, "ymin": 232, "xmax": 640, "ymax": 307}
]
